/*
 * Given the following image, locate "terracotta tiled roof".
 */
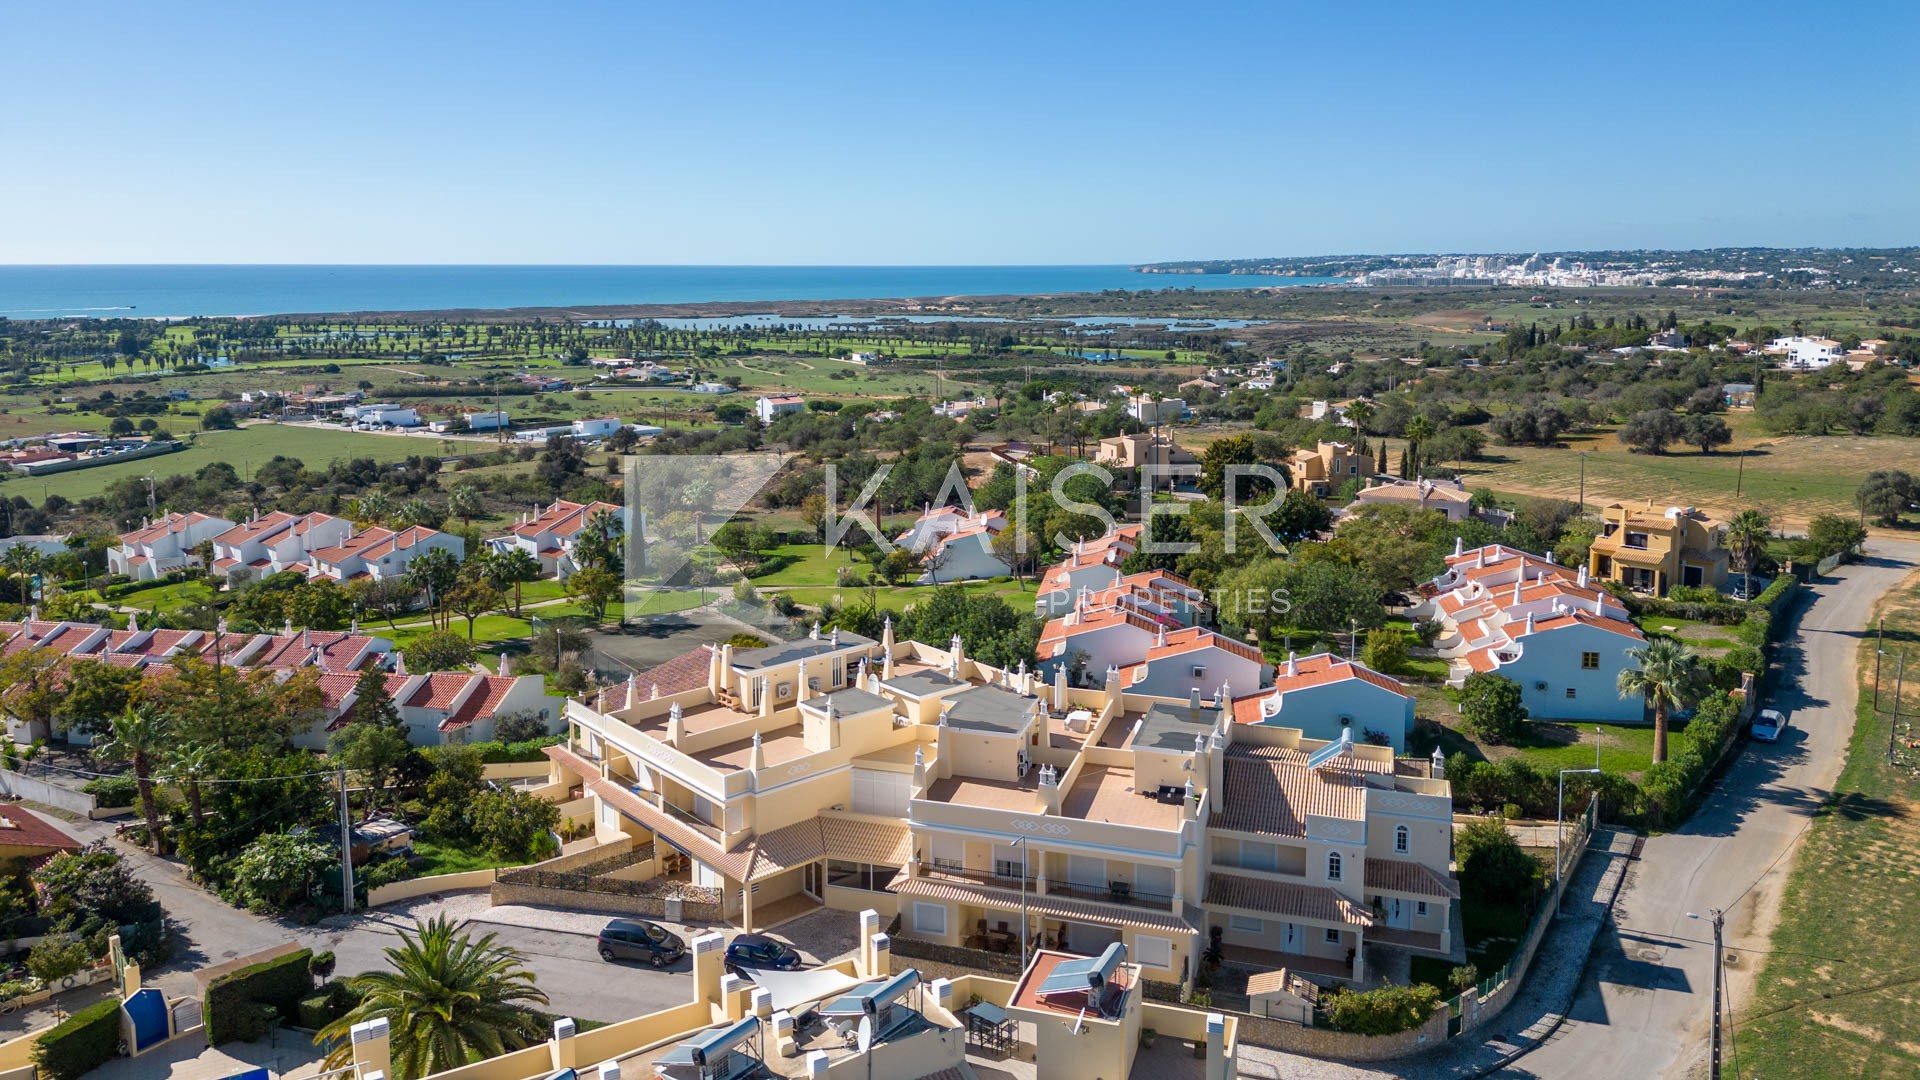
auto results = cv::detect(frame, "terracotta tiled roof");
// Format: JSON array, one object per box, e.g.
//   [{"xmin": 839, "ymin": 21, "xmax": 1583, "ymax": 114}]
[
  {"xmin": 821, "ymin": 817, "xmax": 911, "ymax": 867},
  {"xmin": 443, "ymin": 675, "xmax": 518, "ymax": 731},
  {"xmin": 118, "ymin": 511, "xmax": 227, "ymax": 547},
  {"xmin": 509, "ymin": 499, "xmax": 622, "ymax": 542},
  {"xmin": 1364, "ymin": 859, "xmax": 1461, "ymax": 900},
  {"xmin": 632, "ymin": 645, "xmax": 714, "ymax": 697},
  {"xmin": 0, "ymin": 805, "xmax": 82, "ymax": 861},
  {"xmin": 1520, "ymin": 610, "xmax": 1646, "ymax": 641},
  {"xmin": 1204, "ymin": 872, "xmax": 1373, "ymax": 926},
  {"xmin": 407, "ymin": 672, "xmax": 472, "ymax": 710},
  {"xmin": 746, "ymin": 818, "xmax": 824, "ymax": 881},
  {"xmin": 1209, "ymin": 744, "xmax": 1383, "ymax": 837},
  {"xmin": 1232, "ymin": 654, "xmax": 1406, "ymax": 725}
]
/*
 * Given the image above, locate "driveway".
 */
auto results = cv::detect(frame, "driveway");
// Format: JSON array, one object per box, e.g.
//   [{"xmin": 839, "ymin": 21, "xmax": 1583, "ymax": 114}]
[
  {"xmin": 1517, "ymin": 541, "xmax": 1920, "ymax": 1079},
  {"xmin": 581, "ymin": 607, "xmax": 760, "ymax": 674}
]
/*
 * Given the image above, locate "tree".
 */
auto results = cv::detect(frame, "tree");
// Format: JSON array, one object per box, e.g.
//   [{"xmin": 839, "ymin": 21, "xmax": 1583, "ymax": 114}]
[
  {"xmin": 1617, "ymin": 638, "xmax": 1703, "ymax": 764},
  {"xmin": 1455, "ymin": 816, "xmax": 1538, "ymax": 902},
  {"xmin": 468, "ymin": 788, "xmax": 561, "ymax": 861},
  {"xmin": 330, "ymin": 722, "xmax": 412, "ymax": 809},
  {"xmin": 490, "ymin": 548, "xmax": 542, "ymax": 616},
  {"xmin": 1855, "ymin": 470, "xmax": 1916, "ymax": 527},
  {"xmin": 1680, "ymin": 413, "xmax": 1732, "ymax": 453},
  {"xmin": 314, "ymin": 916, "xmax": 549, "ymax": 1080},
  {"xmin": 1620, "ymin": 409, "xmax": 1685, "ymax": 454},
  {"xmin": 565, "ymin": 566, "xmax": 621, "ymax": 624},
  {"xmin": 200, "ymin": 407, "xmax": 238, "ymax": 431},
  {"xmin": 402, "ymin": 629, "xmax": 475, "ymax": 673},
  {"xmin": 1458, "ymin": 673, "xmax": 1528, "ymax": 744},
  {"xmin": 1402, "ymin": 415, "xmax": 1436, "ymax": 477},
  {"xmin": 1361, "ymin": 627, "xmax": 1408, "ymax": 675},
  {"xmin": 169, "ymin": 742, "xmax": 218, "ymax": 829},
  {"xmin": 99, "ymin": 706, "xmax": 170, "ymax": 853},
  {"xmin": 0, "ymin": 647, "xmax": 64, "ymax": 739},
  {"xmin": 53, "ymin": 659, "xmax": 143, "ymax": 740},
  {"xmin": 1198, "ymin": 434, "xmax": 1261, "ymax": 500},
  {"xmin": 228, "ymin": 831, "xmax": 337, "ymax": 913},
  {"xmin": 404, "ymin": 546, "xmax": 462, "ymax": 630},
  {"xmin": 1272, "ymin": 490, "xmax": 1335, "ymax": 545},
  {"xmin": 1725, "ymin": 509, "xmax": 1771, "ymax": 595},
  {"xmin": 31, "ymin": 842, "xmax": 165, "ymax": 966},
  {"xmin": 351, "ymin": 663, "xmax": 403, "ymax": 729},
  {"xmin": 447, "ymin": 482, "xmax": 483, "ymax": 525},
  {"xmin": 1806, "ymin": 514, "xmax": 1867, "ymax": 559},
  {"xmin": 446, "ymin": 580, "xmax": 505, "ymax": 640}
]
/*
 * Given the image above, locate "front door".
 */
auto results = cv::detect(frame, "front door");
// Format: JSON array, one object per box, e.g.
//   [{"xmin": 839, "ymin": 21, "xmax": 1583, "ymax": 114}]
[
  {"xmin": 1387, "ymin": 898, "xmax": 1411, "ymax": 929},
  {"xmin": 1281, "ymin": 922, "xmax": 1305, "ymax": 954}
]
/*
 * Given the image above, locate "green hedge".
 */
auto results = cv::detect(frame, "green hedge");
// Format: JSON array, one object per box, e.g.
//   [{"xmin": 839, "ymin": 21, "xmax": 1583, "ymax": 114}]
[
  {"xmin": 469, "ymin": 735, "xmax": 565, "ymax": 763},
  {"xmin": 84, "ymin": 776, "xmax": 139, "ymax": 808},
  {"xmin": 33, "ymin": 998, "xmax": 122, "ymax": 1080},
  {"xmin": 295, "ymin": 983, "xmax": 355, "ymax": 1030},
  {"xmin": 205, "ymin": 947, "xmax": 313, "ymax": 1045}
]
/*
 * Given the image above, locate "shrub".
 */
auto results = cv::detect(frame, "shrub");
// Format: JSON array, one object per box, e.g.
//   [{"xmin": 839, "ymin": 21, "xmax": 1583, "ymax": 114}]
[
  {"xmin": 1666, "ymin": 585, "xmax": 1721, "ymax": 604},
  {"xmin": 308, "ymin": 950, "xmax": 337, "ymax": 980},
  {"xmin": 228, "ymin": 832, "xmax": 337, "ymax": 913},
  {"xmin": 1448, "ymin": 964, "xmax": 1481, "ymax": 994},
  {"xmin": 26, "ymin": 937, "xmax": 92, "ymax": 983},
  {"xmin": 1456, "ymin": 817, "xmax": 1538, "ymax": 903},
  {"xmin": 1362, "ymin": 627, "xmax": 1408, "ymax": 675},
  {"xmin": 33, "ymin": 998, "xmax": 122, "ymax": 1080},
  {"xmin": 1320, "ymin": 982, "xmax": 1444, "ymax": 1035},
  {"xmin": 1458, "ymin": 673, "xmax": 1528, "ymax": 745},
  {"xmin": 204, "ymin": 947, "xmax": 314, "ymax": 1045},
  {"xmin": 362, "ymin": 857, "xmax": 415, "ymax": 890},
  {"xmin": 83, "ymin": 776, "xmax": 138, "ymax": 808},
  {"xmin": 295, "ymin": 984, "xmax": 354, "ymax": 1030},
  {"xmin": 467, "ymin": 734, "xmax": 564, "ymax": 764}
]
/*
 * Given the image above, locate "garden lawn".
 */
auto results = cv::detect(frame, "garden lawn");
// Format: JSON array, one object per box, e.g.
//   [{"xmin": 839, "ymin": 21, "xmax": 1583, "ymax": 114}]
[
  {"xmin": 747, "ymin": 544, "xmax": 877, "ymax": 587},
  {"xmin": 407, "ymin": 837, "xmax": 528, "ymax": 877}
]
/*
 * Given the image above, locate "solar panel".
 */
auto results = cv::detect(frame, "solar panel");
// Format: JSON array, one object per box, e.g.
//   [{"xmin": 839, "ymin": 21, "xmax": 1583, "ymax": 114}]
[
  {"xmin": 1036, "ymin": 957, "xmax": 1103, "ymax": 997},
  {"xmin": 1087, "ymin": 942, "xmax": 1127, "ymax": 989},
  {"xmin": 869, "ymin": 969, "xmax": 920, "ymax": 1009},
  {"xmin": 687, "ymin": 1016, "xmax": 760, "ymax": 1065},
  {"xmin": 819, "ymin": 982, "xmax": 885, "ymax": 1019},
  {"xmin": 1306, "ymin": 728, "xmax": 1354, "ymax": 770}
]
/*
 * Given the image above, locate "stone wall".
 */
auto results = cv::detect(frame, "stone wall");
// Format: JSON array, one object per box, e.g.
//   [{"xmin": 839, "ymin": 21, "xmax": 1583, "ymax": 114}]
[
  {"xmin": 1231, "ymin": 1008, "xmax": 1450, "ymax": 1061},
  {"xmin": 488, "ymin": 881, "xmax": 723, "ymax": 923}
]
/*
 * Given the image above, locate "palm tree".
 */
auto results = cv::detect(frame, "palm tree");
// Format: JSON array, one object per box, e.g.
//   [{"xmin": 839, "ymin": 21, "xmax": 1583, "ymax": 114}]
[
  {"xmin": 3, "ymin": 545, "xmax": 41, "ymax": 607},
  {"xmin": 1403, "ymin": 416, "xmax": 1436, "ymax": 481},
  {"xmin": 491, "ymin": 548, "xmax": 542, "ymax": 616},
  {"xmin": 101, "ymin": 706, "xmax": 170, "ymax": 853},
  {"xmin": 169, "ymin": 742, "xmax": 218, "ymax": 829},
  {"xmin": 1617, "ymin": 639, "xmax": 1702, "ymax": 764},
  {"xmin": 1726, "ymin": 509, "xmax": 1771, "ymax": 597},
  {"xmin": 315, "ymin": 916, "xmax": 549, "ymax": 1080}
]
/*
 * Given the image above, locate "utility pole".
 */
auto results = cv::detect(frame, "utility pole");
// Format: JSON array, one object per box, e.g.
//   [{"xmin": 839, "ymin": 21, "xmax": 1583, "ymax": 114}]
[
  {"xmin": 1735, "ymin": 449, "xmax": 1746, "ymax": 499},
  {"xmin": 337, "ymin": 768, "xmax": 355, "ymax": 915},
  {"xmin": 1894, "ymin": 653, "xmax": 1907, "ymax": 767},
  {"xmin": 1688, "ymin": 909, "xmax": 1726, "ymax": 1080},
  {"xmin": 1874, "ymin": 618, "xmax": 1885, "ymax": 710},
  {"xmin": 1578, "ymin": 452, "xmax": 1587, "ymax": 511}
]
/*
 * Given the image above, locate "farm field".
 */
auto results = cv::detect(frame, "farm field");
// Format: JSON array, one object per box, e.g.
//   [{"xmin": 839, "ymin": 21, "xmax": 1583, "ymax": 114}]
[
  {"xmin": 0, "ymin": 423, "xmax": 478, "ymax": 503},
  {"xmin": 1456, "ymin": 430, "xmax": 1920, "ymax": 526}
]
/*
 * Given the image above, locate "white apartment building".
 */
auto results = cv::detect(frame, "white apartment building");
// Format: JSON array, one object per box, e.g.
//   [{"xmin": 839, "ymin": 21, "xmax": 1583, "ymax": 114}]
[{"xmin": 108, "ymin": 512, "xmax": 237, "ymax": 581}]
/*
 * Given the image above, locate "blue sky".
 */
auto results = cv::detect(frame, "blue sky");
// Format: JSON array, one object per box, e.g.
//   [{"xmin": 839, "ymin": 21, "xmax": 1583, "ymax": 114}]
[{"xmin": 2, "ymin": 1, "xmax": 1914, "ymax": 264}]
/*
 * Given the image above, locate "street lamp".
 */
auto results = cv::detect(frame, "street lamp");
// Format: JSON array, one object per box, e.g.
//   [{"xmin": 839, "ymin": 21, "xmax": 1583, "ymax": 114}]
[
  {"xmin": 1557, "ymin": 767, "xmax": 1601, "ymax": 901},
  {"xmin": 1687, "ymin": 909, "xmax": 1726, "ymax": 1080}
]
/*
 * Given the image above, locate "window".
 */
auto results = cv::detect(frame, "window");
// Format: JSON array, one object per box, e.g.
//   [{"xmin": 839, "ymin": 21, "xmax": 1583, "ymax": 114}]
[
  {"xmin": 1134, "ymin": 935, "xmax": 1174, "ymax": 970},
  {"xmin": 1324, "ymin": 928, "xmax": 1342, "ymax": 945},
  {"xmin": 1566, "ymin": 687, "xmax": 1578, "ymax": 699},
  {"xmin": 1239, "ymin": 840, "xmax": 1279, "ymax": 872},
  {"xmin": 828, "ymin": 860, "xmax": 898, "ymax": 892},
  {"xmin": 912, "ymin": 902, "xmax": 947, "ymax": 936},
  {"xmin": 1229, "ymin": 914, "xmax": 1264, "ymax": 934},
  {"xmin": 1190, "ymin": 664, "xmax": 1207, "ymax": 678},
  {"xmin": 1327, "ymin": 852, "xmax": 1343, "ymax": 881},
  {"xmin": 929, "ymin": 835, "xmax": 965, "ymax": 872},
  {"xmin": 1416, "ymin": 901, "xmax": 1429, "ymax": 917},
  {"xmin": 1581, "ymin": 651, "xmax": 1600, "ymax": 670},
  {"xmin": 1394, "ymin": 825, "xmax": 1410, "ymax": 854}
]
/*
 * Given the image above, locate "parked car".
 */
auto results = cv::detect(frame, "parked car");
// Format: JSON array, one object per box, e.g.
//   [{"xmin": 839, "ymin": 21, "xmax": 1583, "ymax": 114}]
[
  {"xmin": 597, "ymin": 919, "xmax": 686, "ymax": 967},
  {"xmin": 1751, "ymin": 708, "xmax": 1786, "ymax": 743},
  {"xmin": 724, "ymin": 933, "xmax": 804, "ymax": 975}
]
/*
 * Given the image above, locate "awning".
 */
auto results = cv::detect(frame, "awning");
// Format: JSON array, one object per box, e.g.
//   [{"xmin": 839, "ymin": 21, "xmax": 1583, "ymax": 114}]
[{"xmin": 739, "ymin": 965, "xmax": 868, "ymax": 1014}]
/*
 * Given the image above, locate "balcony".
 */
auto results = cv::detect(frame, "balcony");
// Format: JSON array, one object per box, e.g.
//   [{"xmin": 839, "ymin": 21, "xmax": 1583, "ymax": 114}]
[
  {"xmin": 628, "ymin": 789, "xmax": 724, "ymax": 843},
  {"xmin": 1045, "ymin": 879, "xmax": 1177, "ymax": 914},
  {"xmin": 920, "ymin": 862, "xmax": 1038, "ymax": 891}
]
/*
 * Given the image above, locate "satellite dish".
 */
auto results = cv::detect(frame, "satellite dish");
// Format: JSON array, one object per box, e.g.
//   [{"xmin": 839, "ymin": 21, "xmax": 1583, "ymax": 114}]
[{"xmin": 857, "ymin": 1016, "xmax": 873, "ymax": 1054}]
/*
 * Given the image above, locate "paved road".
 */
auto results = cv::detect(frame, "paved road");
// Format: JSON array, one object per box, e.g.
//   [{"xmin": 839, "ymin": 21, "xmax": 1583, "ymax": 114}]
[
  {"xmin": 7, "ymin": 814, "xmax": 689, "ymax": 1030},
  {"xmin": 1517, "ymin": 541, "xmax": 1920, "ymax": 1079}
]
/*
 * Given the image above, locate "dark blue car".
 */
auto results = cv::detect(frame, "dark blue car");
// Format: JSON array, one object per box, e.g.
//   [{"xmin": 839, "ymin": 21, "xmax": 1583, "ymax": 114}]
[{"xmin": 724, "ymin": 933, "xmax": 804, "ymax": 975}]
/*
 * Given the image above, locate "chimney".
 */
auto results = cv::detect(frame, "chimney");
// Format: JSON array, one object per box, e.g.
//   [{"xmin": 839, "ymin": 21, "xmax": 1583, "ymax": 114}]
[
  {"xmin": 881, "ymin": 614, "xmax": 894, "ymax": 652},
  {"xmin": 1038, "ymin": 764, "xmax": 1061, "ymax": 815},
  {"xmin": 1431, "ymin": 746, "xmax": 1447, "ymax": 779},
  {"xmin": 1188, "ymin": 687, "xmax": 1201, "ymax": 721},
  {"xmin": 809, "ymin": 621, "xmax": 821, "ymax": 641},
  {"xmin": 749, "ymin": 730, "xmax": 766, "ymax": 777},
  {"xmin": 667, "ymin": 702, "xmax": 686, "ymax": 746},
  {"xmin": 128, "ymin": 613, "xmax": 140, "ymax": 634},
  {"xmin": 1454, "ymin": 536, "xmax": 1464, "ymax": 557},
  {"xmin": 1512, "ymin": 578, "xmax": 1523, "ymax": 604},
  {"xmin": 1053, "ymin": 663, "xmax": 1068, "ymax": 711},
  {"xmin": 1286, "ymin": 652, "xmax": 1298, "ymax": 679},
  {"xmin": 1524, "ymin": 612, "xmax": 1535, "ymax": 635},
  {"xmin": 1156, "ymin": 625, "xmax": 1167, "ymax": 649},
  {"xmin": 912, "ymin": 744, "xmax": 927, "ymax": 790},
  {"xmin": 1577, "ymin": 565, "xmax": 1589, "ymax": 587},
  {"xmin": 949, "ymin": 635, "xmax": 964, "ymax": 676}
]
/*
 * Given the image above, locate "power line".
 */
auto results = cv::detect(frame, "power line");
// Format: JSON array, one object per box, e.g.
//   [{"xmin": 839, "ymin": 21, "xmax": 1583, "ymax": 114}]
[{"xmin": 11, "ymin": 755, "xmax": 340, "ymax": 786}]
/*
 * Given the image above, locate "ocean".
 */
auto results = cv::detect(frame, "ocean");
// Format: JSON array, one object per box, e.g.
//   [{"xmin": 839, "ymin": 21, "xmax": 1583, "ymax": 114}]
[{"xmin": 0, "ymin": 265, "xmax": 1347, "ymax": 320}]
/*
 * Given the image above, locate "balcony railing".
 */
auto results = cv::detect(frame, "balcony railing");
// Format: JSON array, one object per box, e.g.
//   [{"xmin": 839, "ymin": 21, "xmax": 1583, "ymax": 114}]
[
  {"xmin": 1045, "ymin": 880, "xmax": 1177, "ymax": 913},
  {"xmin": 920, "ymin": 863, "xmax": 1039, "ymax": 890},
  {"xmin": 630, "ymin": 788, "xmax": 724, "ymax": 842}
]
